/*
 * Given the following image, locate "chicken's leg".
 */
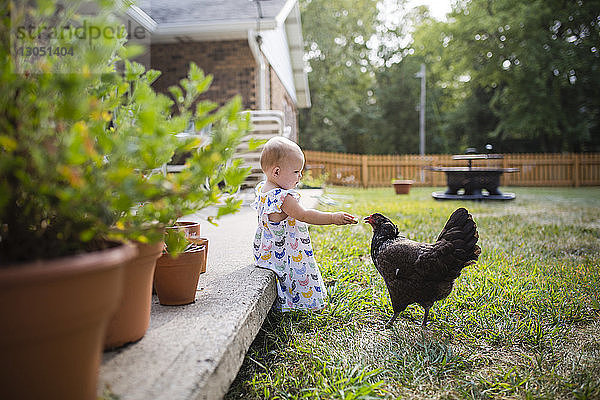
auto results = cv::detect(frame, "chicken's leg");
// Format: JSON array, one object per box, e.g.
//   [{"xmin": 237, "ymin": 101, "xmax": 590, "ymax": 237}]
[
  {"xmin": 421, "ymin": 306, "xmax": 430, "ymax": 328},
  {"xmin": 384, "ymin": 312, "xmax": 399, "ymax": 328}
]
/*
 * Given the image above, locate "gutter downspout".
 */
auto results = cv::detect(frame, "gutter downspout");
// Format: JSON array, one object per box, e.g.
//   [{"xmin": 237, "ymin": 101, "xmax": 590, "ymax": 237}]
[{"xmin": 248, "ymin": 30, "xmax": 266, "ymax": 110}]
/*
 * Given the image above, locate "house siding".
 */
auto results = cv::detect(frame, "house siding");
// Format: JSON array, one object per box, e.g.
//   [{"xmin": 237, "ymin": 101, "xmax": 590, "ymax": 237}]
[
  {"xmin": 150, "ymin": 40, "xmax": 257, "ymax": 110},
  {"xmin": 269, "ymin": 66, "xmax": 298, "ymax": 142}
]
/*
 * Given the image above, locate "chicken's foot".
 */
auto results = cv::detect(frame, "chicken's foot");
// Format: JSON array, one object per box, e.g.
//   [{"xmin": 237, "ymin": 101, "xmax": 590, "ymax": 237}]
[{"xmin": 384, "ymin": 312, "xmax": 399, "ymax": 328}]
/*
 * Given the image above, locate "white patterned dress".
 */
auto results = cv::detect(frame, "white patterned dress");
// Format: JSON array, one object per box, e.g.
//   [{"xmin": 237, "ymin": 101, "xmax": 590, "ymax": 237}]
[{"xmin": 252, "ymin": 181, "xmax": 327, "ymax": 311}]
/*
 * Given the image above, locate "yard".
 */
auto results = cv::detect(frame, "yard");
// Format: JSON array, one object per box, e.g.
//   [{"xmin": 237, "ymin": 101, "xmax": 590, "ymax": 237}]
[{"xmin": 227, "ymin": 186, "xmax": 600, "ymax": 399}]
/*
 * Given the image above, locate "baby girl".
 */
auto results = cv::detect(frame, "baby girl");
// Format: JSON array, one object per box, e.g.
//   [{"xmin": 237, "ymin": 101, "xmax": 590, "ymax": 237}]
[{"xmin": 252, "ymin": 136, "xmax": 357, "ymax": 311}]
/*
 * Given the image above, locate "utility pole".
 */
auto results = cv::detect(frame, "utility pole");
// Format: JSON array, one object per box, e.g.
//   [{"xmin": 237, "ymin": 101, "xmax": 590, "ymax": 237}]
[
  {"xmin": 417, "ymin": 63, "xmax": 426, "ymax": 156},
  {"xmin": 415, "ymin": 63, "xmax": 426, "ymax": 181}
]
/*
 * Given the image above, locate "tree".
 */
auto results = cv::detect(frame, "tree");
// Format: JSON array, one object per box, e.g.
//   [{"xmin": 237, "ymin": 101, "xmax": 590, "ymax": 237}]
[
  {"xmin": 299, "ymin": 0, "xmax": 380, "ymax": 153},
  {"xmin": 374, "ymin": 56, "xmax": 421, "ymax": 154},
  {"xmin": 409, "ymin": 0, "xmax": 600, "ymax": 152},
  {"xmin": 300, "ymin": 0, "xmax": 600, "ymax": 154}
]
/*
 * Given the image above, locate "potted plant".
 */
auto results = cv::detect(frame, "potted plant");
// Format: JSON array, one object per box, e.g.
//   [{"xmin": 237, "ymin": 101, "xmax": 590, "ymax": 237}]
[
  {"xmin": 0, "ymin": 3, "xmax": 138, "ymax": 399},
  {"xmin": 101, "ymin": 58, "xmax": 250, "ymax": 348},
  {"xmin": 154, "ymin": 222, "xmax": 209, "ymax": 306},
  {"xmin": 0, "ymin": 1, "xmax": 249, "ymax": 397},
  {"xmin": 392, "ymin": 177, "xmax": 414, "ymax": 194}
]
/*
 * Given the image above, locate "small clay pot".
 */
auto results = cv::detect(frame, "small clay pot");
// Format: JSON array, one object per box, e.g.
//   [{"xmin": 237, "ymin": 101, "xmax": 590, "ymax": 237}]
[
  {"xmin": 104, "ymin": 241, "xmax": 164, "ymax": 350},
  {"xmin": 168, "ymin": 221, "xmax": 200, "ymax": 244},
  {"xmin": 392, "ymin": 179, "xmax": 414, "ymax": 195},
  {"xmin": 154, "ymin": 240, "xmax": 208, "ymax": 306}
]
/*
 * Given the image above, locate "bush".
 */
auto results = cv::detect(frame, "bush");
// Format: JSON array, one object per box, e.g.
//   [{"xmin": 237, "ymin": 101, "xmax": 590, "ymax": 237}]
[{"xmin": 0, "ymin": 0, "xmax": 250, "ymax": 264}]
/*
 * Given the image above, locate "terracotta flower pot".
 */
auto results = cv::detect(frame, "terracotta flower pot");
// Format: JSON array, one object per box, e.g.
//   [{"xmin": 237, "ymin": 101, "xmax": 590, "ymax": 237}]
[
  {"xmin": 0, "ymin": 242, "xmax": 136, "ymax": 400},
  {"xmin": 154, "ymin": 240, "xmax": 208, "ymax": 306},
  {"xmin": 152, "ymin": 221, "xmax": 201, "ymax": 295},
  {"xmin": 392, "ymin": 179, "xmax": 414, "ymax": 195},
  {"xmin": 104, "ymin": 241, "xmax": 164, "ymax": 350},
  {"xmin": 174, "ymin": 220, "xmax": 201, "ymax": 242}
]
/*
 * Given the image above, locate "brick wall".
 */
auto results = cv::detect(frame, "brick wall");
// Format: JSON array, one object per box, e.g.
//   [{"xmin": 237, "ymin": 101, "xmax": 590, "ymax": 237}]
[
  {"xmin": 150, "ymin": 39, "xmax": 300, "ymax": 142},
  {"xmin": 150, "ymin": 40, "xmax": 257, "ymax": 109}
]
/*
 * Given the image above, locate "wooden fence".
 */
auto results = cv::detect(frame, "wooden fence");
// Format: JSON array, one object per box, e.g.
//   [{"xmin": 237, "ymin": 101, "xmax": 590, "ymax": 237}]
[{"xmin": 304, "ymin": 151, "xmax": 600, "ymax": 187}]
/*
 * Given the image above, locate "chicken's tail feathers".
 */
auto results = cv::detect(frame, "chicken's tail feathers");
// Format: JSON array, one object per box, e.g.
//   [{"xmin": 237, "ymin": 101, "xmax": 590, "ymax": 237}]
[{"xmin": 436, "ymin": 208, "xmax": 481, "ymax": 267}]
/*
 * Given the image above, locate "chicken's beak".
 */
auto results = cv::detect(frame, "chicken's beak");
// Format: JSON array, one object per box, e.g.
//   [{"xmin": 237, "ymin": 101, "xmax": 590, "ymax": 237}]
[{"xmin": 363, "ymin": 215, "xmax": 371, "ymax": 224}]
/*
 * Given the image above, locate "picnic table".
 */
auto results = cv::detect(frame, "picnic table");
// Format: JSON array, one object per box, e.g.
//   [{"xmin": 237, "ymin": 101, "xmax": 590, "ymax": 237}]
[{"xmin": 428, "ymin": 153, "xmax": 519, "ymax": 200}]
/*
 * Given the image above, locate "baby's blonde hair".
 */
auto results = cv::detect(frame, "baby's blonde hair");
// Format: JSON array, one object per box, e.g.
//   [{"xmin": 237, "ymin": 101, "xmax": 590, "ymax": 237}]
[{"xmin": 260, "ymin": 136, "xmax": 304, "ymax": 171}]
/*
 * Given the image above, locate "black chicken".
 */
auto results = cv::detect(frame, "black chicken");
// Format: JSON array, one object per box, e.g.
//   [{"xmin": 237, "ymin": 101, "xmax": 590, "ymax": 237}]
[{"xmin": 364, "ymin": 208, "xmax": 480, "ymax": 328}]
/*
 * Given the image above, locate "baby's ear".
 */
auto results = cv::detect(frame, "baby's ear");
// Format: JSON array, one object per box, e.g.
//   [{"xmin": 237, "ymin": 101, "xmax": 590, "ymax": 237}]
[{"xmin": 273, "ymin": 166, "xmax": 280, "ymax": 176}]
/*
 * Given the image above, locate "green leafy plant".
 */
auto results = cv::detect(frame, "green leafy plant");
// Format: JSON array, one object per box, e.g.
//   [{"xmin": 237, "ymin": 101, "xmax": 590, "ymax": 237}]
[
  {"xmin": 0, "ymin": 0, "xmax": 250, "ymax": 265},
  {"xmin": 106, "ymin": 59, "xmax": 251, "ymax": 247},
  {"xmin": 299, "ymin": 169, "xmax": 329, "ymax": 189}
]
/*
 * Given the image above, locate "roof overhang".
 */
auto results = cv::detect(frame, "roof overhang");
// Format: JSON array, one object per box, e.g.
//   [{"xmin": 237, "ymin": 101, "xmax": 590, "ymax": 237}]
[
  {"xmin": 283, "ymin": 2, "xmax": 310, "ymax": 108},
  {"xmin": 126, "ymin": 5, "xmax": 158, "ymax": 33},
  {"xmin": 150, "ymin": 19, "xmax": 277, "ymax": 42}
]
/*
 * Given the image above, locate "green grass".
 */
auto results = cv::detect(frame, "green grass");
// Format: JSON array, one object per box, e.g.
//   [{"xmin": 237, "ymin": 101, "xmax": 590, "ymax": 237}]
[{"xmin": 226, "ymin": 187, "xmax": 600, "ymax": 399}]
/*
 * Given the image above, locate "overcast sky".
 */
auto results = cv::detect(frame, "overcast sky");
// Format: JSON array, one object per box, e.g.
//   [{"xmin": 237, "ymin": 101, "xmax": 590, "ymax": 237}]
[
  {"xmin": 377, "ymin": 0, "xmax": 454, "ymax": 28},
  {"xmin": 407, "ymin": 0, "xmax": 453, "ymax": 20}
]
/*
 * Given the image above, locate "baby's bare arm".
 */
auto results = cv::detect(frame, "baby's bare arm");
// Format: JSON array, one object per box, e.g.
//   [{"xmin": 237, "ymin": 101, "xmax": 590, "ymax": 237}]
[{"xmin": 281, "ymin": 194, "xmax": 358, "ymax": 225}]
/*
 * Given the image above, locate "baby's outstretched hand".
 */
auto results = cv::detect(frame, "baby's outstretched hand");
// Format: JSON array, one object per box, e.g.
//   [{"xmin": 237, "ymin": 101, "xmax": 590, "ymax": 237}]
[{"xmin": 332, "ymin": 212, "xmax": 359, "ymax": 225}]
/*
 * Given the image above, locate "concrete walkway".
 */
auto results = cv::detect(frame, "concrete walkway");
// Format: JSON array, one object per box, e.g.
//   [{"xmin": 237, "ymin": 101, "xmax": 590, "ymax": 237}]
[{"xmin": 99, "ymin": 189, "xmax": 323, "ymax": 400}]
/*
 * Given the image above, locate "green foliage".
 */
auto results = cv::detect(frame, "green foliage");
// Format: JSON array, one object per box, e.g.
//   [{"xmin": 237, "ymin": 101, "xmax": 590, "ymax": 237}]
[
  {"xmin": 298, "ymin": 170, "xmax": 329, "ymax": 189},
  {"xmin": 163, "ymin": 227, "xmax": 191, "ymax": 256},
  {"xmin": 228, "ymin": 186, "xmax": 600, "ymax": 399},
  {"xmin": 417, "ymin": 0, "xmax": 600, "ymax": 153},
  {"xmin": 0, "ymin": 1, "xmax": 249, "ymax": 264},
  {"xmin": 300, "ymin": 0, "xmax": 600, "ymax": 154},
  {"xmin": 299, "ymin": 0, "xmax": 381, "ymax": 154},
  {"xmin": 374, "ymin": 56, "xmax": 423, "ymax": 154}
]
